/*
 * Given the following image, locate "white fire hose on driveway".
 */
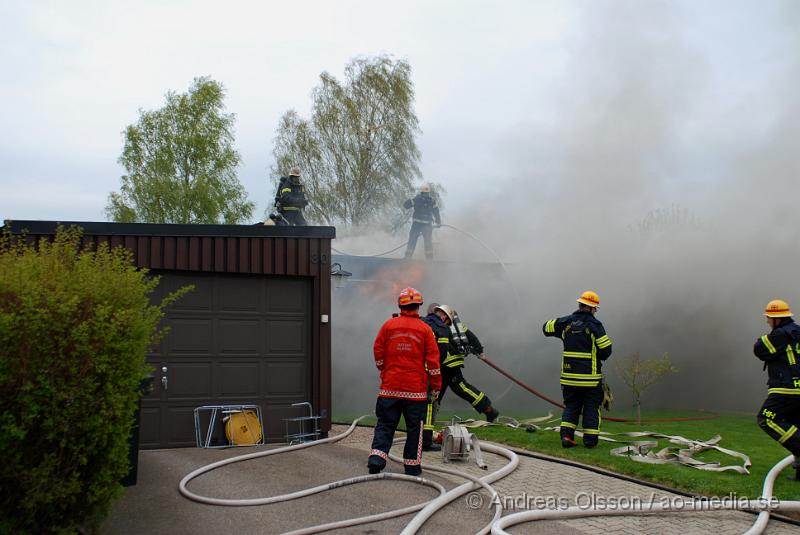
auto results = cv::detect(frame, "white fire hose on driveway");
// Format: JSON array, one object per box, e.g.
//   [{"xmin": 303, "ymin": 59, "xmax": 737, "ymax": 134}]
[
  {"xmin": 490, "ymin": 453, "xmax": 800, "ymax": 535},
  {"xmin": 179, "ymin": 417, "xmax": 800, "ymax": 535},
  {"xmin": 179, "ymin": 416, "xmax": 519, "ymax": 534}
]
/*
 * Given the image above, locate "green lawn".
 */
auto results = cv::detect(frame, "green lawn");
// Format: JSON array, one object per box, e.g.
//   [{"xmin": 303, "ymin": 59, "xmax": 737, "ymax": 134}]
[{"xmin": 334, "ymin": 411, "xmax": 800, "ymax": 501}]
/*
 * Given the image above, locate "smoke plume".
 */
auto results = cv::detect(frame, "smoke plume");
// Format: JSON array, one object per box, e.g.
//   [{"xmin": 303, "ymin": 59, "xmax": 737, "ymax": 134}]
[{"xmin": 331, "ymin": 2, "xmax": 800, "ymax": 418}]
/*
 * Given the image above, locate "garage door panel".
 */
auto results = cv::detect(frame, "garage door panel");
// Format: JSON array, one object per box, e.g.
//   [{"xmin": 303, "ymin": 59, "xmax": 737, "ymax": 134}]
[
  {"xmin": 166, "ymin": 406, "xmax": 198, "ymax": 447},
  {"xmin": 218, "ymin": 362, "xmax": 260, "ymax": 398},
  {"xmin": 218, "ymin": 319, "xmax": 260, "ymax": 353},
  {"xmin": 266, "ymin": 319, "xmax": 306, "ymax": 353},
  {"xmin": 261, "ymin": 403, "xmax": 316, "ymax": 442},
  {"xmin": 168, "ymin": 362, "xmax": 212, "ymax": 399},
  {"xmin": 162, "ymin": 274, "xmax": 213, "ymax": 311},
  {"xmin": 169, "ymin": 318, "xmax": 214, "ymax": 353},
  {"xmin": 267, "ymin": 279, "xmax": 307, "ymax": 312},
  {"xmin": 264, "ymin": 360, "xmax": 307, "ymax": 397},
  {"xmin": 138, "ymin": 407, "xmax": 161, "ymax": 448},
  {"xmin": 218, "ymin": 277, "xmax": 262, "ymax": 312}
]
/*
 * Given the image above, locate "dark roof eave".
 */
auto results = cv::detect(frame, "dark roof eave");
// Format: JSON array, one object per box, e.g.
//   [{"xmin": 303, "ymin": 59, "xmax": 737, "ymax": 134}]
[{"xmin": 3, "ymin": 220, "xmax": 336, "ymax": 239}]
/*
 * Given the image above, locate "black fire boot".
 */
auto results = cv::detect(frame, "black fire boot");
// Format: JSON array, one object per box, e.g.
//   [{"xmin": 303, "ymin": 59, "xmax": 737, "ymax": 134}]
[
  {"xmin": 788, "ymin": 455, "xmax": 800, "ymax": 481},
  {"xmin": 583, "ymin": 436, "xmax": 599, "ymax": 449},
  {"xmin": 485, "ymin": 406, "xmax": 500, "ymax": 423},
  {"xmin": 560, "ymin": 429, "xmax": 577, "ymax": 449},
  {"xmin": 422, "ymin": 429, "xmax": 441, "ymax": 451}
]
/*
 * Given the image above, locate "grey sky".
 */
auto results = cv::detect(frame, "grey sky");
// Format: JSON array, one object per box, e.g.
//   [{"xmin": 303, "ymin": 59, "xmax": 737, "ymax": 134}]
[{"xmin": 2, "ymin": 1, "xmax": 794, "ymax": 224}]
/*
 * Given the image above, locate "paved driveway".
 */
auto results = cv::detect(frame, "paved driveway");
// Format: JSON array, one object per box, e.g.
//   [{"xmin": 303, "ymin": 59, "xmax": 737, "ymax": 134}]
[{"xmin": 101, "ymin": 425, "xmax": 797, "ymax": 534}]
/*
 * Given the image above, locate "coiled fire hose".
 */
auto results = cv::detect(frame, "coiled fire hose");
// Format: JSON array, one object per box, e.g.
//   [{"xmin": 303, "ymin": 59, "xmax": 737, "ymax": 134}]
[{"xmin": 179, "ymin": 416, "xmax": 519, "ymax": 535}]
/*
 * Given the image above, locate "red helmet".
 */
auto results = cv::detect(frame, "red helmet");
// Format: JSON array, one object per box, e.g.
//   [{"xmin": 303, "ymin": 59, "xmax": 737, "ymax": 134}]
[{"xmin": 398, "ymin": 287, "xmax": 423, "ymax": 306}]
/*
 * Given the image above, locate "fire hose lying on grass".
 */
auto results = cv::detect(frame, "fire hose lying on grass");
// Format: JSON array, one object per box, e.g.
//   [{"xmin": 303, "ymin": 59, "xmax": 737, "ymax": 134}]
[{"xmin": 463, "ymin": 416, "xmax": 752, "ymax": 474}]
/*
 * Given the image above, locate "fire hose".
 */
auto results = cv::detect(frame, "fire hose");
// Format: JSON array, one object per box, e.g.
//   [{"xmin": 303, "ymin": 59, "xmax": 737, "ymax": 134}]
[
  {"xmin": 179, "ymin": 416, "xmax": 519, "ymax": 535},
  {"xmin": 490, "ymin": 454, "xmax": 800, "ymax": 535},
  {"xmin": 480, "ymin": 354, "xmax": 717, "ymax": 423},
  {"xmin": 178, "ymin": 415, "xmax": 799, "ymax": 534}
]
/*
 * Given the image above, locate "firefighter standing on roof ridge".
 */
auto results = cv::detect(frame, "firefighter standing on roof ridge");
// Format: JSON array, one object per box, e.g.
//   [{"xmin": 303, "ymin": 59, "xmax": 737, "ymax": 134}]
[
  {"xmin": 273, "ymin": 166, "xmax": 308, "ymax": 225},
  {"xmin": 367, "ymin": 287, "xmax": 441, "ymax": 476},
  {"xmin": 432, "ymin": 304, "xmax": 500, "ymax": 423},
  {"xmin": 403, "ymin": 183, "xmax": 440, "ymax": 260},
  {"xmin": 543, "ymin": 290, "xmax": 613, "ymax": 448},
  {"xmin": 421, "ymin": 302, "xmax": 451, "ymax": 451},
  {"xmin": 753, "ymin": 299, "xmax": 800, "ymax": 476}
]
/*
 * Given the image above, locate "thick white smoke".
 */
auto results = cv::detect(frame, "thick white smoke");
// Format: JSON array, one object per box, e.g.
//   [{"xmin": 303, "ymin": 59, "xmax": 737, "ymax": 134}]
[{"xmin": 331, "ymin": 1, "xmax": 800, "ymax": 418}]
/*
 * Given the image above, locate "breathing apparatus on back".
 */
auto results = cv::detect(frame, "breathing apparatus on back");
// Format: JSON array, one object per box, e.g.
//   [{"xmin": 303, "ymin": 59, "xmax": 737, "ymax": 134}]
[{"xmin": 436, "ymin": 305, "xmax": 472, "ymax": 355}]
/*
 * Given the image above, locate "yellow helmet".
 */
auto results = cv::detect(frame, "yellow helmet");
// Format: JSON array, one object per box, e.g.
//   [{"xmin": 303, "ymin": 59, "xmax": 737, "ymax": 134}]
[
  {"xmin": 764, "ymin": 299, "xmax": 792, "ymax": 318},
  {"xmin": 577, "ymin": 290, "xmax": 600, "ymax": 308}
]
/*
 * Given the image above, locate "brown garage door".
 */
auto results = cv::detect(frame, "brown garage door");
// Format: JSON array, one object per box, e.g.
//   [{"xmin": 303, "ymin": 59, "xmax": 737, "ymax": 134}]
[{"xmin": 139, "ymin": 270, "xmax": 311, "ymax": 448}]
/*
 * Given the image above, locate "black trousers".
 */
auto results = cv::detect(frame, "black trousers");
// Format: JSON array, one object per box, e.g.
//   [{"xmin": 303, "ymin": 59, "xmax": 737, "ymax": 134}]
[
  {"xmin": 561, "ymin": 384, "xmax": 603, "ymax": 443},
  {"xmin": 757, "ymin": 393, "xmax": 800, "ymax": 455},
  {"xmin": 405, "ymin": 222, "xmax": 433, "ymax": 259},
  {"xmin": 440, "ymin": 366, "xmax": 492, "ymax": 412},
  {"xmin": 368, "ymin": 397, "xmax": 427, "ymax": 475},
  {"xmin": 280, "ymin": 209, "xmax": 307, "ymax": 226}
]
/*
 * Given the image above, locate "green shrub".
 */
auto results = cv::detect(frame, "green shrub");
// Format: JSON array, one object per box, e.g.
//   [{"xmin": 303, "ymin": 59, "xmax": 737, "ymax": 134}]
[{"xmin": 0, "ymin": 226, "xmax": 189, "ymax": 534}]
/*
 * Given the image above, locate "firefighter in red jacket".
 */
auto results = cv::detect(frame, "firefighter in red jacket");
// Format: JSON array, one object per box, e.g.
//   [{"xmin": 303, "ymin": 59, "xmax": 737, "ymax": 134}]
[{"xmin": 368, "ymin": 287, "xmax": 442, "ymax": 476}]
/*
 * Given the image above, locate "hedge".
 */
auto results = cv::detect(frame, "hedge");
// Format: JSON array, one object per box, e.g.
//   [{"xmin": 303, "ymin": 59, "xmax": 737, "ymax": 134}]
[{"xmin": 0, "ymin": 227, "xmax": 189, "ymax": 534}]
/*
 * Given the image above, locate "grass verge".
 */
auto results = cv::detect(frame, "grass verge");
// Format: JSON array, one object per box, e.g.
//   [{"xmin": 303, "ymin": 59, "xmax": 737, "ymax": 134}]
[{"xmin": 334, "ymin": 411, "xmax": 800, "ymax": 501}]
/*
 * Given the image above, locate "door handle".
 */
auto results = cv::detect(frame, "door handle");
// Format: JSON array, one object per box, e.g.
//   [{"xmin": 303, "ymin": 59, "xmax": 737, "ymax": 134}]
[{"xmin": 161, "ymin": 366, "xmax": 168, "ymax": 391}]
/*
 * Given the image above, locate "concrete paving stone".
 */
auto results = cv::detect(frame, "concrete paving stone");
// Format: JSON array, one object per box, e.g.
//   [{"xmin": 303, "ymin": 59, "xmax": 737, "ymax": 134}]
[{"xmin": 101, "ymin": 424, "xmax": 800, "ymax": 534}]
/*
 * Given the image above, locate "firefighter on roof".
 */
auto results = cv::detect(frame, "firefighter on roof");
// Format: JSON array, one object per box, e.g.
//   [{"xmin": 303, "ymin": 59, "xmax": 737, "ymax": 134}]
[
  {"xmin": 754, "ymin": 299, "xmax": 800, "ymax": 475},
  {"xmin": 543, "ymin": 290, "xmax": 613, "ymax": 448},
  {"xmin": 368, "ymin": 287, "xmax": 441, "ymax": 476},
  {"xmin": 431, "ymin": 304, "xmax": 500, "ymax": 423},
  {"xmin": 403, "ymin": 183, "xmax": 440, "ymax": 260},
  {"xmin": 273, "ymin": 166, "xmax": 308, "ymax": 225}
]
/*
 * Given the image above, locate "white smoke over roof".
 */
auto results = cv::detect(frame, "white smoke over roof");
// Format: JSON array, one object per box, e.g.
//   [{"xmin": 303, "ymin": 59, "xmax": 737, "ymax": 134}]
[{"xmin": 332, "ymin": 2, "xmax": 800, "ymax": 416}]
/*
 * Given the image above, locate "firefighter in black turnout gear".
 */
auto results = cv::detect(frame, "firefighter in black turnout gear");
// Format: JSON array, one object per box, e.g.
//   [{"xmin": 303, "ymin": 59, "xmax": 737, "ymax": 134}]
[
  {"xmin": 404, "ymin": 183, "xmax": 441, "ymax": 260},
  {"xmin": 432, "ymin": 305, "xmax": 500, "ymax": 423},
  {"xmin": 421, "ymin": 303, "xmax": 451, "ymax": 451},
  {"xmin": 543, "ymin": 291, "xmax": 612, "ymax": 448},
  {"xmin": 274, "ymin": 166, "xmax": 308, "ymax": 225},
  {"xmin": 754, "ymin": 299, "xmax": 800, "ymax": 474}
]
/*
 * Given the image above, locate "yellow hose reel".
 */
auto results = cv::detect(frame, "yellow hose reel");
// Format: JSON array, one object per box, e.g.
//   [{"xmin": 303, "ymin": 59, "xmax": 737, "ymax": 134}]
[{"xmin": 224, "ymin": 410, "xmax": 263, "ymax": 445}]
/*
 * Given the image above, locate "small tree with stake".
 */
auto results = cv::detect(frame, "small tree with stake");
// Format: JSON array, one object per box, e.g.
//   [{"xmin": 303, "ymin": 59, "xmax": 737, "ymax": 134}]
[{"xmin": 614, "ymin": 352, "xmax": 679, "ymax": 424}]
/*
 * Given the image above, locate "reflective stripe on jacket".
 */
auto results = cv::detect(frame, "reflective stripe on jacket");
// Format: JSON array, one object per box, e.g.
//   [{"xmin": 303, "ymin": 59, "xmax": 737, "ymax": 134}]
[
  {"xmin": 422, "ymin": 313, "xmax": 450, "ymax": 365},
  {"xmin": 543, "ymin": 311, "xmax": 612, "ymax": 387},
  {"xmin": 275, "ymin": 176, "xmax": 308, "ymax": 211},
  {"xmin": 443, "ymin": 325, "xmax": 484, "ymax": 369},
  {"xmin": 374, "ymin": 310, "xmax": 442, "ymax": 398},
  {"xmin": 754, "ymin": 318, "xmax": 800, "ymax": 394}
]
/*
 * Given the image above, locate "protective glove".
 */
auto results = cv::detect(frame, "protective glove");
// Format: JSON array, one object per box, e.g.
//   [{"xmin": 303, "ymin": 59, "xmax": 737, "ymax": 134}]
[
  {"xmin": 429, "ymin": 390, "xmax": 440, "ymax": 402},
  {"xmin": 477, "ymin": 353, "xmax": 487, "ymax": 361},
  {"xmin": 601, "ymin": 383, "xmax": 613, "ymax": 411}
]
